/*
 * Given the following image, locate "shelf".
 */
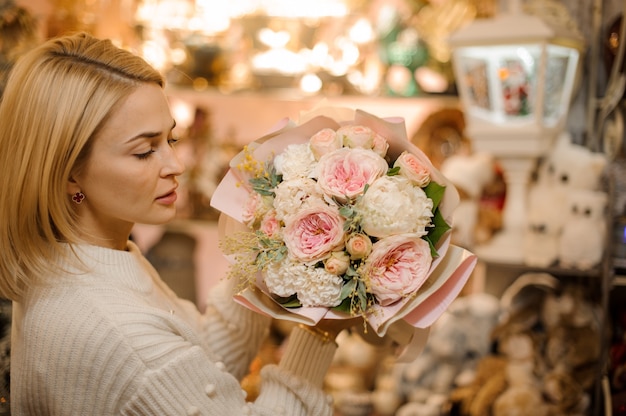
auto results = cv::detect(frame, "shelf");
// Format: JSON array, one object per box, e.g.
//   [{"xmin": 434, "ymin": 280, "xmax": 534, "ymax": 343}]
[
  {"xmin": 480, "ymin": 259, "xmax": 603, "ymax": 278},
  {"xmin": 614, "ymin": 275, "xmax": 626, "ymax": 287}
]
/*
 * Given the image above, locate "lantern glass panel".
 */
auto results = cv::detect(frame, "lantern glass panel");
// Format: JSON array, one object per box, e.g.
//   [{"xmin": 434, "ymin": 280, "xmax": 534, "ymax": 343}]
[
  {"xmin": 455, "ymin": 44, "xmax": 543, "ymax": 125},
  {"xmin": 543, "ymin": 44, "xmax": 579, "ymax": 127}
]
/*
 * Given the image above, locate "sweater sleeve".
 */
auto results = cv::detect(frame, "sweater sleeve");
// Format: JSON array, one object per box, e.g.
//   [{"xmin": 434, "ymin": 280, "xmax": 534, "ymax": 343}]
[
  {"xmin": 145, "ymin": 255, "xmax": 272, "ymax": 382},
  {"xmin": 122, "ymin": 327, "xmax": 337, "ymax": 416},
  {"xmin": 171, "ymin": 275, "xmax": 273, "ymax": 381}
]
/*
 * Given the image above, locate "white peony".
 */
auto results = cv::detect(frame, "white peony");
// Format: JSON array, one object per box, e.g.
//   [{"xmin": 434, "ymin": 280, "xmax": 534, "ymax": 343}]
[
  {"xmin": 263, "ymin": 257, "xmax": 343, "ymax": 307},
  {"xmin": 273, "ymin": 143, "xmax": 317, "ymax": 181},
  {"xmin": 295, "ymin": 266, "xmax": 343, "ymax": 307},
  {"xmin": 355, "ymin": 175, "xmax": 433, "ymax": 238},
  {"xmin": 263, "ymin": 257, "xmax": 302, "ymax": 298},
  {"xmin": 272, "ymin": 177, "xmax": 325, "ymax": 222}
]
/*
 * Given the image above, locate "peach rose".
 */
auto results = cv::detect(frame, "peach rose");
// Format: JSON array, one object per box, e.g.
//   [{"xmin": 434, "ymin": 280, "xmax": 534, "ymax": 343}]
[
  {"xmin": 337, "ymin": 125, "xmax": 375, "ymax": 149},
  {"xmin": 394, "ymin": 151, "xmax": 431, "ymax": 187},
  {"xmin": 309, "ymin": 128, "xmax": 342, "ymax": 160},
  {"xmin": 371, "ymin": 133, "xmax": 389, "ymax": 158},
  {"xmin": 324, "ymin": 251, "xmax": 350, "ymax": 275},
  {"xmin": 346, "ymin": 233, "xmax": 372, "ymax": 260}
]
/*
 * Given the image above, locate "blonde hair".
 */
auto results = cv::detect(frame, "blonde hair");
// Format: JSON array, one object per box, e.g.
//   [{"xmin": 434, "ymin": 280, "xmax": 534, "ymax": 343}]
[{"xmin": 0, "ymin": 32, "xmax": 165, "ymax": 301}]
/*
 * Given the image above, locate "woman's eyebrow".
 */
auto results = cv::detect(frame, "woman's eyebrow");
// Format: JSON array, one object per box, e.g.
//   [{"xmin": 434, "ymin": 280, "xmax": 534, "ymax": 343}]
[{"xmin": 126, "ymin": 120, "xmax": 176, "ymax": 142}]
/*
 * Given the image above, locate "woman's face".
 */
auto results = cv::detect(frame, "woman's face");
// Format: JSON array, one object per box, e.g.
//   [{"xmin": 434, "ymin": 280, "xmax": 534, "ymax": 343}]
[{"xmin": 70, "ymin": 83, "xmax": 185, "ymax": 249}]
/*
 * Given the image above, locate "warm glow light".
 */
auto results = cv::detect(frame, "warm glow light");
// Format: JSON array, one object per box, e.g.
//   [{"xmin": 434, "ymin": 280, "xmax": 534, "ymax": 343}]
[
  {"xmin": 349, "ymin": 18, "xmax": 374, "ymax": 44},
  {"xmin": 259, "ymin": 0, "xmax": 348, "ymax": 17},
  {"xmin": 141, "ymin": 40, "xmax": 168, "ymax": 71},
  {"xmin": 170, "ymin": 99, "xmax": 196, "ymax": 129},
  {"xmin": 415, "ymin": 66, "xmax": 449, "ymax": 93},
  {"xmin": 135, "ymin": 0, "xmax": 195, "ymax": 30},
  {"xmin": 252, "ymin": 49, "xmax": 307, "ymax": 74},
  {"xmin": 258, "ymin": 28, "xmax": 291, "ymax": 48},
  {"xmin": 134, "ymin": 0, "xmax": 379, "ymax": 92},
  {"xmin": 170, "ymin": 46, "xmax": 188, "ymax": 65},
  {"xmin": 300, "ymin": 73, "xmax": 323, "ymax": 94}
]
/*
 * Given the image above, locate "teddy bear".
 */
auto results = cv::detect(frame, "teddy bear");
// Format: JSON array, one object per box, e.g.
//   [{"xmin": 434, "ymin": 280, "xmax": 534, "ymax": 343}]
[
  {"xmin": 523, "ymin": 132, "xmax": 608, "ymax": 269},
  {"xmin": 491, "ymin": 359, "xmax": 551, "ymax": 416},
  {"xmin": 558, "ymin": 188, "xmax": 608, "ymax": 270},
  {"xmin": 440, "ymin": 151, "xmax": 496, "ymax": 249},
  {"xmin": 447, "ymin": 355, "xmax": 509, "ymax": 416},
  {"xmin": 449, "ymin": 277, "xmax": 603, "ymax": 416},
  {"xmin": 390, "ymin": 293, "xmax": 501, "ymax": 415},
  {"xmin": 539, "ymin": 286, "xmax": 602, "ymax": 415}
]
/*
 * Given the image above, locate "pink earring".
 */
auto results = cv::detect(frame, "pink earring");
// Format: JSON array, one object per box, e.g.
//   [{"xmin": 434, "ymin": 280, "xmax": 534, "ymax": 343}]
[{"xmin": 72, "ymin": 191, "xmax": 85, "ymax": 204}]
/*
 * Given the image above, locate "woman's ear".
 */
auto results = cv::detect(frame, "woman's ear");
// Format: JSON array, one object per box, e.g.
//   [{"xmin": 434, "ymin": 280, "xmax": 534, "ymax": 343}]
[{"xmin": 66, "ymin": 177, "xmax": 81, "ymax": 196}]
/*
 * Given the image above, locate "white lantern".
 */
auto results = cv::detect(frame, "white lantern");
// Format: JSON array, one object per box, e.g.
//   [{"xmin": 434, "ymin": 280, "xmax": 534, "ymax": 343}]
[{"xmin": 448, "ymin": 0, "xmax": 584, "ymax": 263}]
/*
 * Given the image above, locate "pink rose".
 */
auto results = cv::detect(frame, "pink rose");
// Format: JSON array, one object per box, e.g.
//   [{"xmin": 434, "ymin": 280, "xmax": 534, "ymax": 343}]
[
  {"xmin": 324, "ymin": 251, "xmax": 350, "ymax": 275},
  {"xmin": 260, "ymin": 210, "xmax": 280, "ymax": 237},
  {"xmin": 364, "ymin": 234, "xmax": 432, "ymax": 306},
  {"xmin": 394, "ymin": 151, "xmax": 431, "ymax": 187},
  {"xmin": 346, "ymin": 233, "xmax": 372, "ymax": 260},
  {"xmin": 316, "ymin": 148, "xmax": 389, "ymax": 202},
  {"xmin": 309, "ymin": 128, "xmax": 342, "ymax": 160},
  {"xmin": 283, "ymin": 204, "xmax": 345, "ymax": 262},
  {"xmin": 337, "ymin": 125, "xmax": 375, "ymax": 149},
  {"xmin": 242, "ymin": 193, "xmax": 262, "ymax": 226}
]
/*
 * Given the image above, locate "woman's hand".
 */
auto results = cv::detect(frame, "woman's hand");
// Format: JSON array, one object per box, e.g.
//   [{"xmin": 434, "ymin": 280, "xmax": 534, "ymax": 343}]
[{"xmin": 314, "ymin": 316, "xmax": 363, "ymax": 341}]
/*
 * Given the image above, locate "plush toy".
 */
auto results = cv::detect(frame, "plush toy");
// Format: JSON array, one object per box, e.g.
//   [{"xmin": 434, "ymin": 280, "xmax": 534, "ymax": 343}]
[
  {"xmin": 523, "ymin": 184, "xmax": 563, "ymax": 267},
  {"xmin": 558, "ymin": 189, "xmax": 608, "ymax": 270},
  {"xmin": 540, "ymin": 132, "xmax": 608, "ymax": 192},
  {"xmin": 448, "ymin": 355, "xmax": 509, "ymax": 416},
  {"xmin": 450, "ymin": 277, "xmax": 602, "ymax": 416},
  {"xmin": 392, "ymin": 293, "xmax": 501, "ymax": 415},
  {"xmin": 524, "ymin": 132, "xmax": 608, "ymax": 269},
  {"xmin": 539, "ymin": 284, "xmax": 601, "ymax": 415},
  {"xmin": 492, "ymin": 360, "xmax": 551, "ymax": 416},
  {"xmin": 440, "ymin": 152, "xmax": 496, "ymax": 249}
]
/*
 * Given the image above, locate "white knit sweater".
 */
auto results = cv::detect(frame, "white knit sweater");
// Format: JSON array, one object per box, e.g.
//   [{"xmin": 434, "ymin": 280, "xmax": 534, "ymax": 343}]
[{"xmin": 10, "ymin": 242, "xmax": 337, "ymax": 415}]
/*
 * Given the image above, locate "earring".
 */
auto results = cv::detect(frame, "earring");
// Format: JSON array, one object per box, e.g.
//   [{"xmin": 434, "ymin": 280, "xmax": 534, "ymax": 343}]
[{"xmin": 72, "ymin": 191, "xmax": 85, "ymax": 204}]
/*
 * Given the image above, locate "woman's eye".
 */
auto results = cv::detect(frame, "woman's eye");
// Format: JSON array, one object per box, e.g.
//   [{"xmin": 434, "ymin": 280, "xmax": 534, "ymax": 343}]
[
  {"xmin": 135, "ymin": 149, "xmax": 155, "ymax": 160},
  {"xmin": 168, "ymin": 137, "xmax": 180, "ymax": 146}
]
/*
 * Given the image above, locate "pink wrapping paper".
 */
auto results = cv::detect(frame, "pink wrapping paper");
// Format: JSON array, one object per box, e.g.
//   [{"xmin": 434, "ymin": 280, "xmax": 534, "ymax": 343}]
[{"xmin": 210, "ymin": 107, "xmax": 477, "ymax": 357}]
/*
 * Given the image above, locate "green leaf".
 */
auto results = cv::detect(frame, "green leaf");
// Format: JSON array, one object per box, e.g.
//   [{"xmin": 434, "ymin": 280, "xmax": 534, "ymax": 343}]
[
  {"xmin": 248, "ymin": 164, "xmax": 282, "ymax": 196},
  {"xmin": 345, "ymin": 265, "xmax": 359, "ymax": 277},
  {"xmin": 339, "ymin": 205, "xmax": 354, "ymax": 218},
  {"xmin": 274, "ymin": 294, "xmax": 302, "ymax": 308},
  {"xmin": 340, "ymin": 278, "xmax": 357, "ymax": 301},
  {"xmin": 356, "ymin": 280, "xmax": 368, "ymax": 312},
  {"xmin": 333, "ymin": 296, "xmax": 353, "ymax": 313},
  {"xmin": 426, "ymin": 208, "xmax": 452, "ymax": 254},
  {"xmin": 424, "ymin": 181, "xmax": 446, "ymax": 209},
  {"xmin": 424, "ymin": 235, "xmax": 438, "ymax": 258},
  {"xmin": 387, "ymin": 166, "xmax": 401, "ymax": 176}
]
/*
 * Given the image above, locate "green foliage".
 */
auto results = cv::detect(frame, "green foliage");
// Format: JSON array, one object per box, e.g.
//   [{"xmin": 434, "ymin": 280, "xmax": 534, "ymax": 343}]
[
  {"xmin": 333, "ymin": 268, "xmax": 371, "ymax": 315},
  {"xmin": 387, "ymin": 166, "xmax": 401, "ymax": 176},
  {"xmin": 253, "ymin": 230, "xmax": 287, "ymax": 270},
  {"xmin": 274, "ymin": 294, "xmax": 301, "ymax": 308},
  {"xmin": 424, "ymin": 181, "xmax": 446, "ymax": 209},
  {"xmin": 424, "ymin": 181, "xmax": 451, "ymax": 257},
  {"xmin": 249, "ymin": 163, "xmax": 282, "ymax": 196}
]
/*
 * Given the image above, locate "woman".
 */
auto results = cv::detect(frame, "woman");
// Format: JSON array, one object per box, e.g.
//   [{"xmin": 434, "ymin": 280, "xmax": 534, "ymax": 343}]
[{"xmin": 0, "ymin": 32, "xmax": 349, "ymax": 415}]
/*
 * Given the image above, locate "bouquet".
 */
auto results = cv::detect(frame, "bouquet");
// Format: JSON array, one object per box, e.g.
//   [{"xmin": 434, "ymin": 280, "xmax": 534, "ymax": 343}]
[{"xmin": 211, "ymin": 106, "xmax": 476, "ymax": 359}]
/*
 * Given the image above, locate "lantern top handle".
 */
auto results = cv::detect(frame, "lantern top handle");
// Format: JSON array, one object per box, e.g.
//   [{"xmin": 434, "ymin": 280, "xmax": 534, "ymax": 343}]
[{"xmin": 448, "ymin": 0, "xmax": 584, "ymax": 51}]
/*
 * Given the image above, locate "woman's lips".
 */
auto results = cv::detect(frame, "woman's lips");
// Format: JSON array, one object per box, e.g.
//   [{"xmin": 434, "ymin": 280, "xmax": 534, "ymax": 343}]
[{"xmin": 156, "ymin": 190, "xmax": 177, "ymax": 205}]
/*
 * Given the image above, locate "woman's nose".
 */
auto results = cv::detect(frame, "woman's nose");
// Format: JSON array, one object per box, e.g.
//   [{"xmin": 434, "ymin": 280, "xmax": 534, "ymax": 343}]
[{"xmin": 162, "ymin": 146, "xmax": 186, "ymax": 177}]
